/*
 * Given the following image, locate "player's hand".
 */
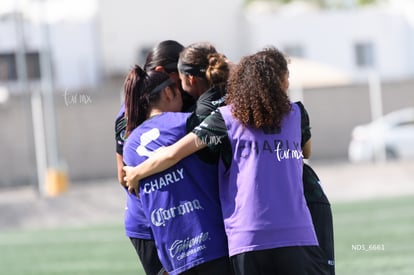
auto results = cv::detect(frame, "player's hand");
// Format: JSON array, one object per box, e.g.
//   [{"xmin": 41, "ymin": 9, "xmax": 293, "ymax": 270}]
[
  {"xmin": 118, "ymin": 167, "xmax": 127, "ymax": 188},
  {"xmin": 123, "ymin": 166, "xmax": 140, "ymax": 197}
]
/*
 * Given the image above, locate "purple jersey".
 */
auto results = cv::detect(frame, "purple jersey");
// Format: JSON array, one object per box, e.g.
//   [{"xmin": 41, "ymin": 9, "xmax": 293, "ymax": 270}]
[
  {"xmin": 123, "ymin": 112, "xmax": 228, "ymax": 275},
  {"xmin": 118, "ymin": 103, "xmax": 153, "ymax": 240},
  {"xmin": 218, "ymin": 104, "xmax": 318, "ymax": 257}
]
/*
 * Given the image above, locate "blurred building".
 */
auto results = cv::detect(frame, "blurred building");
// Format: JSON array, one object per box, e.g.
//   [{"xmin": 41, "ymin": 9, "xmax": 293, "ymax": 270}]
[
  {"xmin": 0, "ymin": 1, "xmax": 101, "ymax": 94},
  {"xmin": 97, "ymin": 0, "xmax": 248, "ymax": 78},
  {"xmin": 2, "ymin": 0, "xmax": 414, "ymax": 92},
  {"xmin": 245, "ymin": 1, "xmax": 414, "ymax": 85}
]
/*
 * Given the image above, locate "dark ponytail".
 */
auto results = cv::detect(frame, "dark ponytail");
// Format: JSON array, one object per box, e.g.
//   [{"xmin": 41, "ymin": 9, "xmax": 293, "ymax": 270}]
[
  {"xmin": 144, "ymin": 40, "xmax": 184, "ymax": 73},
  {"xmin": 124, "ymin": 65, "xmax": 175, "ymax": 136},
  {"xmin": 124, "ymin": 65, "xmax": 148, "ymax": 135}
]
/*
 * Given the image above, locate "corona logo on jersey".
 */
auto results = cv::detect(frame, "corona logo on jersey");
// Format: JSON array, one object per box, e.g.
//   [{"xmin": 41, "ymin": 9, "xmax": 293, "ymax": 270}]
[{"xmin": 151, "ymin": 199, "xmax": 204, "ymax": 227}]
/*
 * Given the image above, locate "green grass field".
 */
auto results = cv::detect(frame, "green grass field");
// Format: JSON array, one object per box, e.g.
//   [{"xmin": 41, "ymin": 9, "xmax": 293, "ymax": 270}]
[
  {"xmin": 1, "ymin": 195, "xmax": 413, "ymax": 275},
  {"xmin": 332, "ymin": 195, "xmax": 414, "ymax": 275}
]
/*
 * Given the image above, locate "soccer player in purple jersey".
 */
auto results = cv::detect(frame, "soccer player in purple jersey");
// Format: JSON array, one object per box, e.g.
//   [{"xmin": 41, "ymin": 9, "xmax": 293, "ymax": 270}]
[{"xmin": 123, "ymin": 66, "xmax": 232, "ymax": 275}]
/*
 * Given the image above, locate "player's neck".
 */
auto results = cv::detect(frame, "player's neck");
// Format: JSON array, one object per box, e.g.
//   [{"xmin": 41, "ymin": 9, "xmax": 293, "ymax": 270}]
[{"xmin": 148, "ymin": 108, "xmax": 163, "ymax": 119}]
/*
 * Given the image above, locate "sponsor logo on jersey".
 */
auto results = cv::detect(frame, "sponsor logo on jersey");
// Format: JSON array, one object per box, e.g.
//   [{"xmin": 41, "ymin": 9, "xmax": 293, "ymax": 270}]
[
  {"xmin": 143, "ymin": 168, "xmax": 184, "ymax": 194},
  {"xmin": 169, "ymin": 232, "xmax": 209, "ymax": 261},
  {"xmin": 151, "ymin": 199, "xmax": 203, "ymax": 227}
]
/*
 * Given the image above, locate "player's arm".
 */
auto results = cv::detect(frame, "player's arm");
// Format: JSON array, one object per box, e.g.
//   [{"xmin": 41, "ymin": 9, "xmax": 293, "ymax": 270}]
[
  {"xmin": 123, "ymin": 132, "xmax": 207, "ymax": 195},
  {"xmin": 116, "ymin": 153, "xmax": 126, "ymax": 188},
  {"xmin": 296, "ymin": 101, "xmax": 312, "ymax": 159},
  {"xmin": 124, "ymin": 109, "xmax": 228, "ymax": 195},
  {"xmin": 302, "ymin": 139, "xmax": 311, "ymax": 159},
  {"xmin": 115, "ymin": 112, "xmax": 127, "ymax": 187}
]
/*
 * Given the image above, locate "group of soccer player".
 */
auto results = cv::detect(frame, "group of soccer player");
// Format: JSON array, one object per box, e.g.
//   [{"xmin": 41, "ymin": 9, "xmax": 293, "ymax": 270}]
[{"xmin": 114, "ymin": 40, "xmax": 335, "ymax": 275}]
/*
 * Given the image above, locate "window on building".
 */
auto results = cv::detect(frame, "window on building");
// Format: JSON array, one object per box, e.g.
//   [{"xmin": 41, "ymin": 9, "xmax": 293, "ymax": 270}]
[
  {"xmin": 283, "ymin": 45, "xmax": 305, "ymax": 58},
  {"xmin": 0, "ymin": 52, "xmax": 41, "ymax": 81},
  {"xmin": 355, "ymin": 42, "xmax": 375, "ymax": 68},
  {"xmin": 0, "ymin": 53, "xmax": 17, "ymax": 81},
  {"xmin": 26, "ymin": 52, "xmax": 41, "ymax": 80}
]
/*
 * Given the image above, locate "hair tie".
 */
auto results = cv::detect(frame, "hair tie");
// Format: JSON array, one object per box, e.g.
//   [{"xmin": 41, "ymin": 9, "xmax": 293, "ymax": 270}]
[
  {"xmin": 162, "ymin": 62, "xmax": 178, "ymax": 73},
  {"xmin": 134, "ymin": 65, "xmax": 147, "ymax": 80},
  {"xmin": 149, "ymin": 78, "xmax": 175, "ymax": 95},
  {"xmin": 177, "ymin": 61, "xmax": 206, "ymax": 77}
]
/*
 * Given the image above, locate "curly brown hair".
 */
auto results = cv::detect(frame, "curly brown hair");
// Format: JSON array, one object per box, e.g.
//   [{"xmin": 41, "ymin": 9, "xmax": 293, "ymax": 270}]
[{"xmin": 226, "ymin": 47, "xmax": 291, "ymax": 129}]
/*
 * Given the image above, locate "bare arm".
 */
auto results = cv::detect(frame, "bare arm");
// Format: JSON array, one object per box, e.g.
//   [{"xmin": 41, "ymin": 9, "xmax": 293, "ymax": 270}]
[
  {"xmin": 116, "ymin": 153, "xmax": 126, "ymax": 187},
  {"xmin": 123, "ymin": 132, "xmax": 207, "ymax": 195}
]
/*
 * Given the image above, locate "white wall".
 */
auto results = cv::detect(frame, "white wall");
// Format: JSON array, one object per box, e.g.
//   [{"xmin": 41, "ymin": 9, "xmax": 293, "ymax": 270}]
[
  {"xmin": 98, "ymin": 0, "xmax": 247, "ymax": 76},
  {"xmin": 49, "ymin": 20, "xmax": 101, "ymax": 90},
  {"xmin": 0, "ymin": 14, "xmax": 101, "ymax": 92},
  {"xmin": 0, "ymin": 19, "xmax": 39, "ymax": 51},
  {"xmin": 245, "ymin": 6, "xmax": 414, "ymax": 83}
]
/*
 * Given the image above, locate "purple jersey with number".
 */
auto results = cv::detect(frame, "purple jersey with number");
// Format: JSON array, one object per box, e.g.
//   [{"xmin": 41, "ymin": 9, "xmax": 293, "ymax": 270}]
[
  {"xmin": 218, "ymin": 104, "xmax": 318, "ymax": 257},
  {"xmin": 123, "ymin": 112, "xmax": 228, "ymax": 275}
]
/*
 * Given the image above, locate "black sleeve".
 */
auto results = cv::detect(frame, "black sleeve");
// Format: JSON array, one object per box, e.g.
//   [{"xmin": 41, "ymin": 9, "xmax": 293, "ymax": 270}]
[
  {"xmin": 186, "ymin": 112, "xmax": 204, "ymax": 133},
  {"xmin": 186, "ymin": 100, "xmax": 218, "ymax": 132},
  {"xmin": 192, "ymin": 109, "xmax": 227, "ymax": 149},
  {"xmin": 186, "ymin": 88, "xmax": 226, "ymax": 132},
  {"xmin": 192, "ymin": 109, "xmax": 232, "ymax": 169},
  {"xmin": 115, "ymin": 115, "xmax": 127, "ymax": 155},
  {"xmin": 295, "ymin": 101, "xmax": 312, "ymax": 148},
  {"xmin": 181, "ymin": 90, "xmax": 196, "ymax": 112}
]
